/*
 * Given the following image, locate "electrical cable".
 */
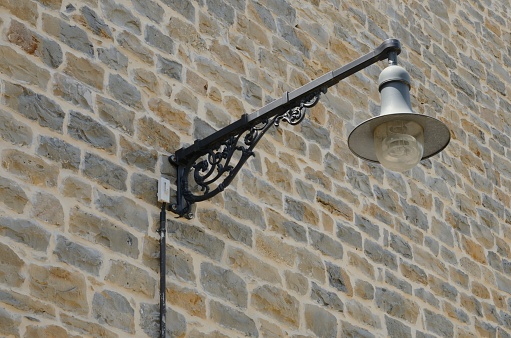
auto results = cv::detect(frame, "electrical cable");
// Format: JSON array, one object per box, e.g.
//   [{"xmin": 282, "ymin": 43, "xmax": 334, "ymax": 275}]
[{"xmin": 159, "ymin": 202, "xmax": 167, "ymax": 338}]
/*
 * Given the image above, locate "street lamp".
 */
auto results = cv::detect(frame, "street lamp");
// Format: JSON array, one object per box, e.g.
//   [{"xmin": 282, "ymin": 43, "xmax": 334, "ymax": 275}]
[
  {"xmin": 160, "ymin": 38, "xmax": 451, "ymax": 338},
  {"xmin": 168, "ymin": 38, "xmax": 450, "ymax": 219},
  {"xmin": 348, "ymin": 53, "xmax": 450, "ymax": 172}
]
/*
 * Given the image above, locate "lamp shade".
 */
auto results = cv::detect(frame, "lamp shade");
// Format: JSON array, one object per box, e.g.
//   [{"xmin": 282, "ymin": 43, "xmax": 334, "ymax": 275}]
[{"xmin": 348, "ymin": 65, "xmax": 450, "ymax": 170}]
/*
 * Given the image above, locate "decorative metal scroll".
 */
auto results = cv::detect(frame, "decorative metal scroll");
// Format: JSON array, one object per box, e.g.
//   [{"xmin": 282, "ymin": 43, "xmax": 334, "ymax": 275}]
[
  {"xmin": 171, "ymin": 88, "xmax": 326, "ymax": 218},
  {"xmin": 275, "ymin": 90, "xmax": 322, "ymax": 126}
]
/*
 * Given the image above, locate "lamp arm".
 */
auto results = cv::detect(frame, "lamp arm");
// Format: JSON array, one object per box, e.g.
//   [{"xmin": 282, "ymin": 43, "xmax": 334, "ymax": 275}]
[{"xmin": 169, "ymin": 38, "xmax": 401, "ymax": 218}]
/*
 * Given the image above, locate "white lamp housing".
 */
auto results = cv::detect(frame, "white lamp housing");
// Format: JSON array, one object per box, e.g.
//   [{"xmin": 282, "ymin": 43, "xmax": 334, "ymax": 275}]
[{"xmin": 348, "ymin": 64, "xmax": 450, "ymax": 172}]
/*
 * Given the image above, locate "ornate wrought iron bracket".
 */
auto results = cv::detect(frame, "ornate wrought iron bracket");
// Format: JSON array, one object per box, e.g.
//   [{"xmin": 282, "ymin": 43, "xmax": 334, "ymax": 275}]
[{"xmin": 169, "ymin": 39, "xmax": 402, "ymax": 218}]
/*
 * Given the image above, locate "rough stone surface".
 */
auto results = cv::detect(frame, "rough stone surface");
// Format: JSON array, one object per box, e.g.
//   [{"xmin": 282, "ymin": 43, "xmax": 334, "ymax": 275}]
[
  {"xmin": 337, "ymin": 222, "xmax": 363, "ymax": 249},
  {"xmin": 226, "ymin": 246, "xmax": 281, "ymax": 284},
  {"xmin": 116, "ymin": 30, "xmax": 154, "ymax": 64},
  {"xmin": 106, "ymin": 260, "xmax": 156, "ymax": 297},
  {"xmin": 98, "ymin": 45, "xmax": 128, "ymax": 71},
  {"xmin": 326, "ymin": 261, "xmax": 353, "ymax": 295},
  {"xmin": 385, "ymin": 315, "xmax": 412, "ymax": 338},
  {"xmin": 210, "ymin": 300, "xmax": 258, "ymax": 337},
  {"xmin": 0, "ymin": 216, "xmax": 50, "ymax": 251},
  {"xmin": 297, "ymin": 247, "xmax": 325, "ymax": 282},
  {"xmin": 145, "ymin": 25, "xmax": 174, "ymax": 54},
  {"xmin": 7, "ymin": 20, "xmax": 63, "ymax": 68},
  {"xmin": 198, "ymin": 209, "xmax": 252, "ymax": 246},
  {"xmin": 355, "ymin": 279, "xmax": 375, "ymax": 300},
  {"xmin": 29, "ymin": 265, "xmax": 88, "ymax": 314},
  {"xmin": 42, "ymin": 13, "xmax": 93, "ymax": 55},
  {"xmin": 82, "ymin": 152, "xmax": 127, "ymax": 191},
  {"xmin": 69, "ymin": 207, "xmax": 139, "ymax": 258},
  {"xmin": 53, "ymin": 73, "xmax": 93, "ymax": 111},
  {"xmin": 108, "ymin": 74, "xmax": 142, "ymax": 109},
  {"xmin": 119, "ymin": 136, "xmax": 157, "ymax": 171},
  {"xmin": 1, "ymin": 0, "xmax": 38, "ymax": 24},
  {"xmin": 385, "ymin": 271, "xmax": 412, "ymax": 295},
  {"xmin": 168, "ymin": 220, "xmax": 225, "ymax": 261},
  {"xmin": 137, "ymin": 115, "xmax": 180, "ymax": 151},
  {"xmin": 60, "ymin": 313, "xmax": 117, "ymax": 338},
  {"xmin": 162, "ymin": 0, "xmax": 195, "ymax": 22},
  {"xmin": 2, "ymin": 149, "xmax": 59, "ymax": 187},
  {"xmin": 143, "ymin": 237, "xmax": 195, "ymax": 282},
  {"xmin": 157, "ymin": 55, "xmax": 183, "ymax": 80},
  {"xmin": 4, "ymin": 82, "xmax": 64, "ymax": 132},
  {"xmin": 130, "ymin": 173, "xmax": 157, "ymax": 205},
  {"xmin": 285, "ymin": 270, "xmax": 308, "ymax": 296},
  {"xmin": 132, "ymin": 0, "xmax": 163, "ymax": 23},
  {"xmin": 0, "ymin": 1, "xmax": 509, "ymax": 336},
  {"xmin": 140, "ymin": 303, "xmax": 186, "ymax": 338},
  {"xmin": 424, "ymin": 309, "xmax": 454, "ymax": 337},
  {"xmin": 317, "ymin": 190, "xmax": 352, "ymax": 221},
  {"xmin": 341, "ymin": 321, "xmax": 375, "ymax": 338},
  {"xmin": 305, "ymin": 304, "xmax": 337, "ymax": 338},
  {"xmin": 201, "ymin": 262, "xmax": 248, "ymax": 308},
  {"xmin": 95, "ymin": 190, "xmax": 148, "ymax": 232},
  {"xmin": 376, "ymin": 288, "xmax": 419, "ymax": 324},
  {"xmin": 34, "ymin": 0, "xmax": 62, "ymax": 10},
  {"xmin": 24, "ymin": 325, "xmax": 70, "ymax": 338},
  {"xmin": 0, "ymin": 242, "xmax": 25, "ymax": 287},
  {"xmin": 242, "ymin": 168, "xmax": 282, "ymax": 207},
  {"xmin": 309, "ymin": 228, "xmax": 343, "ymax": 259},
  {"xmin": 61, "ymin": 176, "xmax": 92, "ymax": 205},
  {"xmin": 0, "ymin": 307, "xmax": 20, "ymax": 337},
  {"xmin": 286, "ymin": 195, "xmax": 320, "ymax": 224},
  {"xmin": 0, "ymin": 176, "xmax": 28, "ymax": 213},
  {"xmin": 251, "ymin": 284, "xmax": 299, "ymax": 328},
  {"xmin": 37, "ymin": 135, "xmax": 81, "ymax": 171},
  {"xmin": 54, "ymin": 235, "xmax": 103, "ymax": 275},
  {"xmin": 166, "ymin": 283, "xmax": 206, "ymax": 318},
  {"xmin": 346, "ymin": 299, "xmax": 381, "ymax": 329},
  {"xmin": 97, "ymin": 95, "xmax": 135, "ymax": 135},
  {"xmin": 101, "ymin": 0, "xmax": 140, "ymax": 35},
  {"xmin": 70, "ymin": 111, "xmax": 116, "ymax": 152},
  {"xmin": 0, "ymin": 109, "xmax": 32, "ymax": 146},
  {"xmin": 0, "ymin": 46, "xmax": 50, "ymax": 89},
  {"xmin": 265, "ymin": 207, "xmax": 306, "ymax": 242},
  {"xmin": 93, "ymin": 290, "xmax": 134, "ymax": 333},
  {"xmin": 81, "ymin": 6, "xmax": 112, "ymax": 39},
  {"xmin": 64, "ymin": 54, "xmax": 104, "ymax": 90},
  {"xmin": 133, "ymin": 68, "xmax": 159, "ymax": 93},
  {"xmin": 256, "ymin": 232, "xmax": 296, "ymax": 266},
  {"xmin": 225, "ymin": 190, "xmax": 265, "ymax": 228},
  {"xmin": 311, "ymin": 281, "xmax": 344, "ymax": 312},
  {"xmin": 364, "ymin": 239, "xmax": 398, "ymax": 270}
]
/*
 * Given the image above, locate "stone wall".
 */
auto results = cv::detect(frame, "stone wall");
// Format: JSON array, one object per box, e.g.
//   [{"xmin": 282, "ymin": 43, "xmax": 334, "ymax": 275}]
[{"xmin": 0, "ymin": 0, "xmax": 510, "ymax": 337}]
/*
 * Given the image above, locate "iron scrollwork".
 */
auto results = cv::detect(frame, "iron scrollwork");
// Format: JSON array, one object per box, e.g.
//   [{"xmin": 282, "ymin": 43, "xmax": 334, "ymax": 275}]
[
  {"xmin": 275, "ymin": 89, "xmax": 323, "ymax": 126},
  {"xmin": 170, "ymin": 88, "xmax": 326, "ymax": 218}
]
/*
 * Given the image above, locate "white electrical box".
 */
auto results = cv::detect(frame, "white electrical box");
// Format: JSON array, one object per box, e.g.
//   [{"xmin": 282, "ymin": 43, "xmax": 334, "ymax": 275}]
[{"xmin": 158, "ymin": 177, "xmax": 171, "ymax": 203}]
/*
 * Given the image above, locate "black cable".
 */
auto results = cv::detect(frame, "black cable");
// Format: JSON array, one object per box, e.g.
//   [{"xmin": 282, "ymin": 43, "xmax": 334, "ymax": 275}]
[{"xmin": 159, "ymin": 202, "xmax": 167, "ymax": 338}]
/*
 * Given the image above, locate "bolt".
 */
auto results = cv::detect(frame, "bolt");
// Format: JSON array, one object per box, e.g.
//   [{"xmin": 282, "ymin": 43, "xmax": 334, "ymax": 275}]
[
  {"xmin": 186, "ymin": 213, "xmax": 195, "ymax": 220},
  {"xmin": 170, "ymin": 204, "xmax": 178, "ymax": 211}
]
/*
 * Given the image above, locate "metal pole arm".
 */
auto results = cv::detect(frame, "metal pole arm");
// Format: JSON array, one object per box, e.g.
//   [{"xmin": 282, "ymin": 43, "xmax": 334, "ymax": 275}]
[{"xmin": 169, "ymin": 38, "xmax": 401, "ymax": 218}]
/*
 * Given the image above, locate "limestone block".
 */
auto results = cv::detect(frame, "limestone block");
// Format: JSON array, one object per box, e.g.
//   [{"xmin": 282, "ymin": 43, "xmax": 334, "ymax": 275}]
[
  {"xmin": 2, "ymin": 149, "xmax": 59, "ymax": 187},
  {"xmin": 37, "ymin": 135, "xmax": 81, "ymax": 171},
  {"xmin": 29, "ymin": 265, "xmax": 88, "ymax": 314},
  {"xmin": 93, "ymin": 290, "xmax": 135, "ymax": 333},
  {"xmin": 0, "ymin": 243, "xmax": 25, "ymax": 287},
  {"xmin": 69, "ymin": 207, "xmax": 139, "ymax": 258}
]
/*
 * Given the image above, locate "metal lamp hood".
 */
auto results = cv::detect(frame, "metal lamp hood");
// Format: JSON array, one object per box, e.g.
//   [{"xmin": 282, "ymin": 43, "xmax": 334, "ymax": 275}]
[{"xmin": 348, "ymin": 63, "xmax": 451, "ymax": 166}]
